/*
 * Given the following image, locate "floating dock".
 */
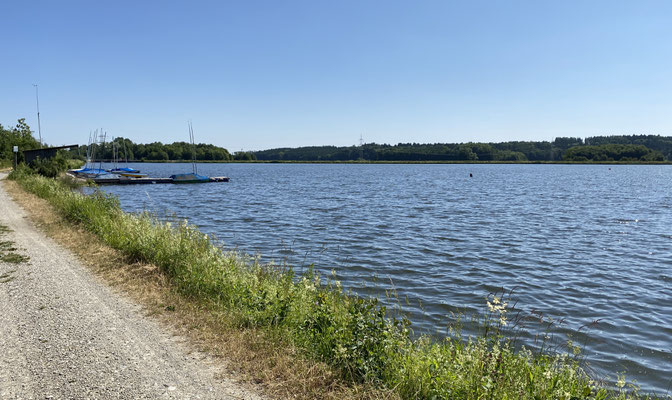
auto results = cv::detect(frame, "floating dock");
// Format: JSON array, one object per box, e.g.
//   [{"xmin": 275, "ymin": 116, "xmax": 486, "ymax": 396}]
[
  {"xmin": 93, "ymin": 176, "xmax": 230, "ymax": 185},
  {"xmin": 67, "ymin": 173, "xmax": 229, "ymax": 185}
]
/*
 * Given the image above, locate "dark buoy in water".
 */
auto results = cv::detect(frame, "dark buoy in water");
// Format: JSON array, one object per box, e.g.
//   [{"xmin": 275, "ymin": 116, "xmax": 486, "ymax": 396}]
[{"xmin": 469, "ymin": 173, "xmax": 473, "ymax": 178}]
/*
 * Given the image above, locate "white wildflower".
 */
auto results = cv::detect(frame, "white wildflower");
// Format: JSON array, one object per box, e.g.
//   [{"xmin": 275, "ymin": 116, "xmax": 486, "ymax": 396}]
[{"xmin": 616, "ymin": 374, "xmax": 626, "ymax": 389}]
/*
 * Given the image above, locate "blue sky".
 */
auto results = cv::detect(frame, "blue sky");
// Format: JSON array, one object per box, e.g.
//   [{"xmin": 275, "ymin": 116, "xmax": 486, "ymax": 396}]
[{"xmin": 1, "ymin": 0, "xmax": 671, "ymax": 151}]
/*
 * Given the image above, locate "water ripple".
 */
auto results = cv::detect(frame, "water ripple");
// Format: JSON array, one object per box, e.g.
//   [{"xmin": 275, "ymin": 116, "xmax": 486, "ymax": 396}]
[{"xmin": 98, "ymin": 163, "xmax": 672, "ymax": 395}]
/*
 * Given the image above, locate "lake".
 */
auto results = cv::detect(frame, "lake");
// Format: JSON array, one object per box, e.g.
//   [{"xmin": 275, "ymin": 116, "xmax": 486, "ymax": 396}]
[{"xmin": 95, "ymin": 162, "xmax": 672, "ymax": 394}]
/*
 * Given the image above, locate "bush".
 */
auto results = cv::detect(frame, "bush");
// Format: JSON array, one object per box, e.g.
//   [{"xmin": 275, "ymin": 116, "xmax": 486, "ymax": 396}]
[
  {"xmin": 28, "ymin": 155, "xmax": 69, "ymax": 178},
  {"xmin": 7, "ymin": 163, "xmax": 34, "ymax": 180}
]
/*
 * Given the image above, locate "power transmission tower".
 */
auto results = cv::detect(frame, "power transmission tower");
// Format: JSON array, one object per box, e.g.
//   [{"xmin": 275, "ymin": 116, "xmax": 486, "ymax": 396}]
[{"xmin": 359, "ymin": 134, "xmax": 364, "ymax": 161}]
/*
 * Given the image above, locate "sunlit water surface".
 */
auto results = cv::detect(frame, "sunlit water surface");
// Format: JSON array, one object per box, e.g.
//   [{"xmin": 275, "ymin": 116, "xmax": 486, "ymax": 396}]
[{"xmin": 95, "ymin": 163, "xmax": 672, "ymax": 394}]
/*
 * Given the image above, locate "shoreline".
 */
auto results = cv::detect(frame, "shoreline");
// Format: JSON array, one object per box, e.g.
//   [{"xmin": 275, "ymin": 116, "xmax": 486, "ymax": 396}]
[
  {"xmin": 1, "ymin": 173, "xmax": 390, "ymax": 399},
  {"xmin": 90, "ymin": 159, "xmax": 672, "ymax": 165},
  {"xmin": 0, "ymin": 173, "xmax": 266, "ymax": 399},
  {"xmin": 4, "ymin": 169, "xmax": 663, "ymax": 399}
]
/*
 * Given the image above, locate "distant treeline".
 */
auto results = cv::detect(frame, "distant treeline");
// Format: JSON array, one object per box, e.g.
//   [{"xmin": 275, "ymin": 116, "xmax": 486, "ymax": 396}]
[
  {"xmin": 3, "ymin": 118, "xmax": 671, "ymax": 165},
  {"xmin": 71, "ymin": 137, "xmax": 256, "ymax": 161},
  {"xmin": 254, "ymin": 135, "xmax": 671, "ymax": 162}
]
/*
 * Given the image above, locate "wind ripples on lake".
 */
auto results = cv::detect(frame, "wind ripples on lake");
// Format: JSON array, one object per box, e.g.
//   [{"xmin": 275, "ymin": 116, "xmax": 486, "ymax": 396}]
[{"xmin": 97, "ymin": 163, "xmax": 672, "ymax": 394}]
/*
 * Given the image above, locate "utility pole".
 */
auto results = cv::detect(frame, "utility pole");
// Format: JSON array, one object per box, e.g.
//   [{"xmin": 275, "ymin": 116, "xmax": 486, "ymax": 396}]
[{"xmin": 33, "ymin": 84, "xmax": 42, "ymax": 148}]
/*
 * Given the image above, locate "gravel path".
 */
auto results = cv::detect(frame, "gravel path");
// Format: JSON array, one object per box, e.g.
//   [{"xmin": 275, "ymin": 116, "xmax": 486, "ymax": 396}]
[{"xmin": 0, "ymin": 173, "xmax": 264, "ymax": 399}]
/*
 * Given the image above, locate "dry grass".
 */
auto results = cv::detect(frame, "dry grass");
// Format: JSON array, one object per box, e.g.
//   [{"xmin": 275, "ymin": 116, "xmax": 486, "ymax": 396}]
[{"xmin": 3, "ymin": 179, "xmax": 394, "ymax": 400}]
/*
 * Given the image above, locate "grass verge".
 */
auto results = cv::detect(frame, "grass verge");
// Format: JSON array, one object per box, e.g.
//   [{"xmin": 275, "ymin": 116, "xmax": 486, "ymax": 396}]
[{"xmin": 5, "ymin": 169, "xmax": 663, "ymax": 400}]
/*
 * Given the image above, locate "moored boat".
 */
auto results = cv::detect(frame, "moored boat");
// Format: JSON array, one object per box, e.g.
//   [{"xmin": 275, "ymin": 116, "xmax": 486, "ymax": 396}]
[
  {"xmin": 109, "ymin": 167, "xmax": 141, "ymax": 174},
  {"xmin": 71, "ymin": 167, "xmax": 109, "ymax": 178},
  {"xmin": 170, "ymin": 173, "xmax": 210, "ymax": 183},
  {"xmin": 169, "ymin": 121, "xmax": 213, "ymax": 184}
]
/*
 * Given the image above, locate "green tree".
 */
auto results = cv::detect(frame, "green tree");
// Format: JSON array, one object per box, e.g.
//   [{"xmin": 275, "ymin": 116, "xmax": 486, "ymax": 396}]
[
  {"xmin": 234, "ymin": 151, "xmax": 256, "ymax": 161},
  {"xmin": 0, "ymin": 119, "xmax": 41, "ymax": 163},
  {"xmin": 563, "ymin": 144, "xmax": 663, "ymax": 162}
]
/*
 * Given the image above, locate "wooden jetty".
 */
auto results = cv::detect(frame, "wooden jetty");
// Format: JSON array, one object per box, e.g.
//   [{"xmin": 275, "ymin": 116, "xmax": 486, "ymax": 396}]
[
  {"xmin": 66, "ymin": 173, "xmax": 229, "ymax": 185},
  {"xmin": 93, "ymin": 176, "xmax": 230, "ymax": 185}
]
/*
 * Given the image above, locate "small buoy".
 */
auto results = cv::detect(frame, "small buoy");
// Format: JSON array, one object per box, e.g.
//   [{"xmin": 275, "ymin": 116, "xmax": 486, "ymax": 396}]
[{"xmin": 469, "ymin": 173, "xmax": 473, "ymax": 178}]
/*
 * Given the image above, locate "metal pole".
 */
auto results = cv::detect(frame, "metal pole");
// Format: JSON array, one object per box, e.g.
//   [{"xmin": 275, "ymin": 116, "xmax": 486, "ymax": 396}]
[
  {"xmin": 189, "ymin": 121, "xmax": 197, "ymax": 174},
  {"xmin": 33, "ymin": 84, "xmax": 42, "ymax": 148}
]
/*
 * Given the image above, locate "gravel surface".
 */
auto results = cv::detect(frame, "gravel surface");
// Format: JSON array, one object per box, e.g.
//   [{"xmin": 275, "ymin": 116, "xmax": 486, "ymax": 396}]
[{"xmin": 0, "ymin": 173, "xmax": 265, "ymax": 399}]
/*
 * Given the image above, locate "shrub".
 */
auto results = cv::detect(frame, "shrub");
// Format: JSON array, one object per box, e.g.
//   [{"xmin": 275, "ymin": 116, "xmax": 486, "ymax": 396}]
[{"xmin": 28, "ymin": 154, "xmax": 69, "ymax": 178}]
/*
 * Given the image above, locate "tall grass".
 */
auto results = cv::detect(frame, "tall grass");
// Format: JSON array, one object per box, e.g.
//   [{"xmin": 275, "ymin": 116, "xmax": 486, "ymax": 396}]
[
  {"xmin": 0, "ymin": 159, "xmax": 13, "ymax": 169},
  {"xmin": 8, "ymin": 170, "xmax": 661, "ymax": 400}
]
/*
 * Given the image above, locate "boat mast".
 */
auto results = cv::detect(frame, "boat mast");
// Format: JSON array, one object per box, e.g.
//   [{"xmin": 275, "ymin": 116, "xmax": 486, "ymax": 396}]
[
  {"xmin": 85, "ymin": 131, "xmax": 92, "ymax": 169},
  {"xmin": 89, "ymin": 130, "xmax": 97, "ymax": 169},
  {"xmin": 112, "ymin": 137, "xmax": 118, "ymax": 169},
  {"xmin": 189, "ymin": 121, "xmax": 197, "ymax": 174},
  {"xmin": 98, "ymin": 130, "xmax": 106, "ymax": 172}
]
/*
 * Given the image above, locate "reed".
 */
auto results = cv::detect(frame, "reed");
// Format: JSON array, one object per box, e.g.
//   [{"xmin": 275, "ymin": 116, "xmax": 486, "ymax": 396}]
[{"xmin": 8, "ymin": 169, "xmax": 662, "ymax": 400}]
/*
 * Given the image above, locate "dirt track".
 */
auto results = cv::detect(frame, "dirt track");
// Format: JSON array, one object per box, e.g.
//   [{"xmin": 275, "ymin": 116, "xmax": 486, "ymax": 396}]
[{"xmin": 0, "ymin": 173, "xmax": 264, "ymax": 399}]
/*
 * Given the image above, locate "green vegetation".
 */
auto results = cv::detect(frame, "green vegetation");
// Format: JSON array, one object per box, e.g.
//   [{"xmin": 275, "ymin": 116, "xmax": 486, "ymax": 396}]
[
  {"xmin": 0, "ymin": 224, "xmax": 29, "ymax": 264},
  {"xmin": 4, "ymin": 116, "xmax": 672, "ymax": 164},
  {"xmin": 0, "ymin": 119, "xmax": 41, "ymax": 165},
  {"xmin": 71, "ymin": 137, "xmax": 246, "ymax": 162},
  {"xmin": 28, "ymin": 152, "xmax": 80, "ymax": 178},
  {"xmin": 563, "ymin": 144, "xmax": 664, "ymax": 162},
  {"xmin": 585, "ymin": 135, "xmax": 672, "ymax": 160},
  {"xmin": 0, "ymin": 159, "xmax": 12, "ymax": 169},
  {"xmin": 253, "ymin": 136, "xmax": 672, "ymax": 162},
  {"xmin": 7, "ymin": 171, "xmax": 660, "ymax": 399},
  {"xmin": 1, "ymin": 118, "xmax": 84, "ymax": 173}
]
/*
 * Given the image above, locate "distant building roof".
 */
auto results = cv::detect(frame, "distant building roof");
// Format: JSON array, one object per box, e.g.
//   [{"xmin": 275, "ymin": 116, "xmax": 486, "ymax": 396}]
[{"xmin": 23, "ymin": 145, "xmax": 79, "ymax": 164}]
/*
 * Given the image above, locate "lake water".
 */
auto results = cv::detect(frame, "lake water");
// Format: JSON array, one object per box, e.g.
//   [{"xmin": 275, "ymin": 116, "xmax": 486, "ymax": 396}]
[{"xmin": 95, "ymin": 162, "xmax": 672, "ymax": 394}]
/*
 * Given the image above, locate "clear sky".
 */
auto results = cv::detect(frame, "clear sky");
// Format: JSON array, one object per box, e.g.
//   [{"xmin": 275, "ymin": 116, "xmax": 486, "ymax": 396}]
[{"xmin": 1, "ymin": 0, "xmax": 671, "ymax": 151}]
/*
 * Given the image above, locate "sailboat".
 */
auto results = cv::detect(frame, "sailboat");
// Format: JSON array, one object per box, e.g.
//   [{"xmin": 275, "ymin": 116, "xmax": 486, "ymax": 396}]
[
  {"xmin": 71, "ymin": 130, "xmax": 114, "ymax": 178},
  {"xmin": 170, "ymin": 121, "xmax": 210, "ymax": 183},
  {"xmin": 108, "ymin": 139, "xmax": 147, "ymax": 178}
]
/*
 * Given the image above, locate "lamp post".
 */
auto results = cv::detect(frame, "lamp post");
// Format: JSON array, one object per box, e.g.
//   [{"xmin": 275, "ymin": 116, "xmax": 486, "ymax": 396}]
[{"xmin": 33, "ymin": 84, "xmax": 42, "ymax": 148}]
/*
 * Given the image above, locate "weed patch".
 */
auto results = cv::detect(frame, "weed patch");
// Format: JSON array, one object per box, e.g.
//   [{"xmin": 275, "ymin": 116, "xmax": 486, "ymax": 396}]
[
  {"xmin": 0, "ymin": 223, "xmax": 29, "ymax": 264},
  {"xmin": 0, "ymin": 253, "xmax": 29, "ymax": 264},
  {"xmin": 0, "ymin": 240, "xmax": 17, "ymax": 252},
  {"xmin": 0, "ymin": 269, "xmax": 17, "ymax": 283}
]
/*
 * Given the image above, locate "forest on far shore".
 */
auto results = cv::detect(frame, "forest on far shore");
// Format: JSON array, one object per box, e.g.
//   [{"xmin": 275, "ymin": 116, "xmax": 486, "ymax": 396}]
[
  {"xmin": 3, "ymin": 118, "xmax": 672, "ymax": 164},
  {"xmin": 254, "ymin": 135, "xmax": 670, "ymax": 162},
  {"xmin": 71, "ymin": 134, "xmax": 672, "ymax": 163}
]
